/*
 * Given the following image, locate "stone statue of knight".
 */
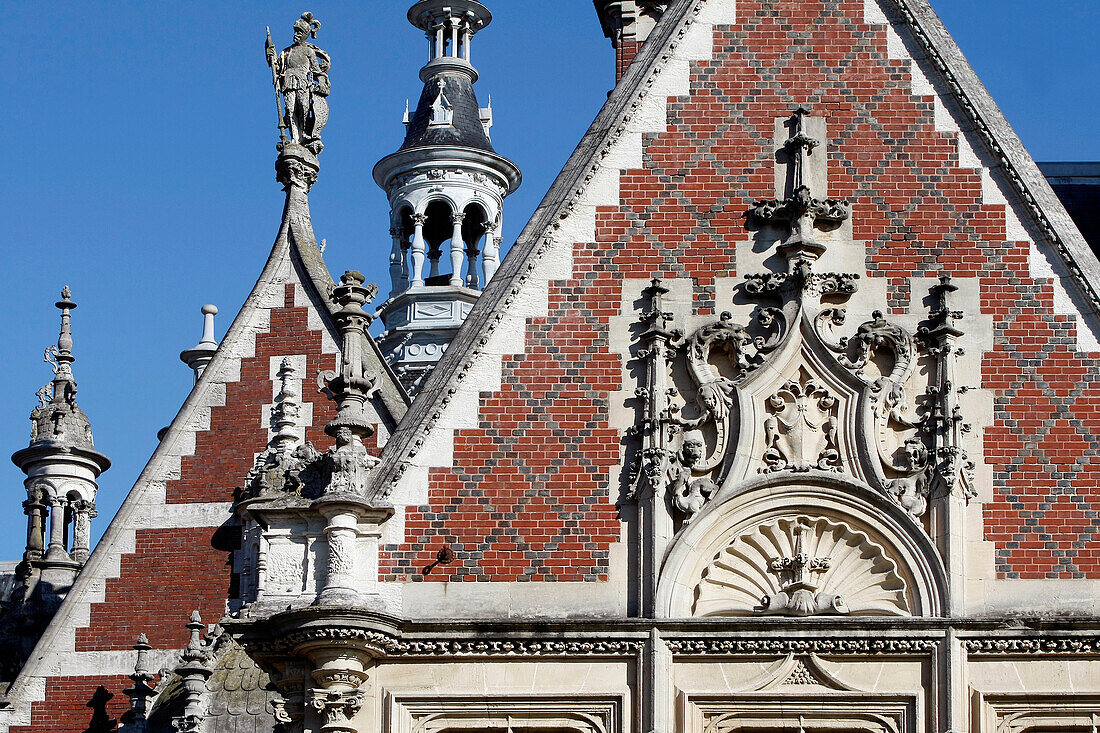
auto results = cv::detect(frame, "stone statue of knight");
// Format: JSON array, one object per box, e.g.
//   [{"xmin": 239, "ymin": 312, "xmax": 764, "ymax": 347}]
[{"xmin": 268, "ymin": 12, "xmax": 331, "ymax": 154}]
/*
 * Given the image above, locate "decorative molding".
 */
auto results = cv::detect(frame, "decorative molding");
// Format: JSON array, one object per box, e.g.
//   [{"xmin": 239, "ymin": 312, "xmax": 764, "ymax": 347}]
[
  {"xmin": 973, "ymin": 692, "xmax": 1100, "ymax": 733},
  {"xmin": 683, "ymin": 693, "xmax": 915, "ymax": 733},
  {"xmin": 387, "ymin": 694, "xmax": 623, "ymax": 733},
  {"xmin": 665, "ymin": 637, "xmax": 937, "ymax": 656},
  {"xmin": 392, "ymin": 638, "xmax": 644, "ymax": 658},
  {"xmin": 963, "ymin": 637, "xmax": 1100, "ymax": 656},
  {"xmin": 250, "ymin": 625, "xmax": 643, "ymax": 659}
]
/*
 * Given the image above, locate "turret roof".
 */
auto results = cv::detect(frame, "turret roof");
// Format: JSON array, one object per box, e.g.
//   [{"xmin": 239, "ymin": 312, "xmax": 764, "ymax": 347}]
[{"xmin": 400, "ymin": 72, "xmax": 495, "ymax": 153}]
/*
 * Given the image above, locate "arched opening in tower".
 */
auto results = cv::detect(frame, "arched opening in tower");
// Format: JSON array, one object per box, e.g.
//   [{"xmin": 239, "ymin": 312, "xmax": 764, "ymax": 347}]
[
  {"xmin": 393, "ymin": 205, "xmax": 415, "ymax": 292},
  {"xmin": 423, "ymin": 199, "xmax": 456, "ymax": 285},
  {"xmin": 461, "ymin": 203, "xmax": 489, "ymax": 288}
]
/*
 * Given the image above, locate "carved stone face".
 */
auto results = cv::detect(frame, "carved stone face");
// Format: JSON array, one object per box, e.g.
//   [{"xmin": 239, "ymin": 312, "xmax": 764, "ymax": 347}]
[
  {"xmin": 902, "ymin": 437, "xmax": 928, "ymax": 470},
  {"xmin": 682, "ymin": 439, "xmax": 705, "ymax": 467},
  {"xmin": 293, "ymin": 25, "xmax": 308, "ymax": 43},
  {"xmin": 335, "ymin": 427, "xmax": 353, "ymax": 447}
]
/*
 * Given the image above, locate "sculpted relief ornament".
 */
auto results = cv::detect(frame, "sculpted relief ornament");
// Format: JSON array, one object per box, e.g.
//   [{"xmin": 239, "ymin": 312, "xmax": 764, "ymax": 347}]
[
  {"xmin": 693, "ymin": 516, "xmax": 910, "ymax": 617},
  {"xmin": 632, "ymin": 108, "xmax": 975, "ymax": 532},
  {"xmin": 761, "ymin": 370, "xmax": 841, "ymax": 474}
]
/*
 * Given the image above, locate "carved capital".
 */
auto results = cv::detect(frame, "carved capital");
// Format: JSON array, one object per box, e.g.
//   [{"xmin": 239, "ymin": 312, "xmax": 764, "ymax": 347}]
[
  {"xmin": 309, "ymin": 688, "xmax": 364, "ymax": 732},
  {"xmin": 276, "ymin": 147, "xmax": 320, "ymax": 192}
]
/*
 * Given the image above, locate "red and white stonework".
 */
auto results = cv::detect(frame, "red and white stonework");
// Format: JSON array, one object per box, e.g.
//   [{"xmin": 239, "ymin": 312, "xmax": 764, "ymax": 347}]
[{"xmin": 4, "ymin": 1, "xmax": 1100, "ymax": 732}]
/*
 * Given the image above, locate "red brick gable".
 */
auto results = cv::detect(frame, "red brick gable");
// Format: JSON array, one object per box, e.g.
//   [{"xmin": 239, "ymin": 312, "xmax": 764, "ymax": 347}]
[
  {"xmin": 12, "ymin": 283, "xmax": 342, "ymax": 731},
  {"xmin": 382, "ymin": 0, "xmax": 1100, "ymax": 582}
]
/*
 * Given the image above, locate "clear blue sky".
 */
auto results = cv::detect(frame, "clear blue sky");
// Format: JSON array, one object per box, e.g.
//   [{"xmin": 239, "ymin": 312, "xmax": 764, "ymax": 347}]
[{"xmin": 1, "ymin": 0, "xmax": 1098, "ymax": 563}]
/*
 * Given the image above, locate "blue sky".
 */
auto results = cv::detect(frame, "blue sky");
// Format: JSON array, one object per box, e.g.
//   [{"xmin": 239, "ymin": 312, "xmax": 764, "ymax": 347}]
[{"xmin": 1, "ymin": 0, "xmax": 1098, "ymax": 563}]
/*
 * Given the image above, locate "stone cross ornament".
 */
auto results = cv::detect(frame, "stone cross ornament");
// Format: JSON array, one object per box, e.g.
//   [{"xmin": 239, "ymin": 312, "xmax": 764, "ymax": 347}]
[{"xmin": 266, "ymin": 12, "xmax": 331, "ymax": 154}]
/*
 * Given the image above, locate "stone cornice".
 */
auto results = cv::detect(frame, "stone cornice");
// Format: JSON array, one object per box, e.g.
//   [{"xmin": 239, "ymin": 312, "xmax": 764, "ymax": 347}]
[
  {"xmin": 227, "ymin": 610, "xmax": 1100, "ymax": 660},
  {"xmin": 664, "ymin": 638, "xmax": 939, "ymax": 656},
  {"xmin": 962, "ymin": 636, "xmax": 1100, "ymax": 656}
]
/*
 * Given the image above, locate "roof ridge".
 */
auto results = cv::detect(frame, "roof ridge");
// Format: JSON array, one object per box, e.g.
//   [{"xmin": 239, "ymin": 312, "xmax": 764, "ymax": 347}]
[{"xmin": 886, "ymin": 0, "xmax": 1100, "ymax": 320}]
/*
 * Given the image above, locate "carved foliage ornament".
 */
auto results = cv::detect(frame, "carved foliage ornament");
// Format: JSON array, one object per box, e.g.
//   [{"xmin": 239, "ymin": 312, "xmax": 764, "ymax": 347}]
[
  {"xmin": 635, "ymin": 273, "xmax": 975, "ymax": 521},
  {"xmin": 632, "ymin": 108, "xmax": 977, "ymax": 524}
]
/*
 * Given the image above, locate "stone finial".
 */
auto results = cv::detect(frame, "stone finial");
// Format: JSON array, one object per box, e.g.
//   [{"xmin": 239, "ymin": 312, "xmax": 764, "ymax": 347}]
[
  {"xmin": 179, "ymin": 305, "xmax": 219, "ymax": 383},
  {"xmin": 746, "ymin": 107, "xmax": 849, "ymax": 262},
  {"xmin": 184, "ymin": 610, "xmax": 205, "ymax": 654},
  {"xmin": 172, "ymin": 612, "xmax": 214, "ymax": 733},
  {"xmin": 272, "ymin": 357, "xmax": 302, "ymax": 457},
  {"xmin": 320, "ymin": 272, "xmax": 380, "ymax": 444},
  {"xmin": 122, "ymin": 634, "xmax": 158, "ymax": 731},
  {"xmin": 54, "ymin": 287, "xmax": 77, "ymax": 376},
  {"xmin": 27, "ymin": 287, "xmax": 93, "ymax": 448}
]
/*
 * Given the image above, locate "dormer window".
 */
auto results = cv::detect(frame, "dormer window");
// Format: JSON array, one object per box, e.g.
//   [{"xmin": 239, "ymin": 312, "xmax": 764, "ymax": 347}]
[{"xmin": 429, "ymin": 79, "xmax": 454, "ymax": 127}]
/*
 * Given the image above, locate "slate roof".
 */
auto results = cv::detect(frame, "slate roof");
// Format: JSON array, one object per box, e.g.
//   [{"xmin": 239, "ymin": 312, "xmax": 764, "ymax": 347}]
[
  {"xmin": 146, "ymin": 637, "xmax": 279, "ymax": 733},
  {"xmin": 400, "ymin": 71, "xmax": 495, "ymax": 153}
]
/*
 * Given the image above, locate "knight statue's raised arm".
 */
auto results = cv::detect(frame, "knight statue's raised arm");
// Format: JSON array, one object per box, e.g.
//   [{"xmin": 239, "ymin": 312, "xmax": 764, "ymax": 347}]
[{"xmin": 267, "ymin": 12, "xmax": 330, "ymax": 155}]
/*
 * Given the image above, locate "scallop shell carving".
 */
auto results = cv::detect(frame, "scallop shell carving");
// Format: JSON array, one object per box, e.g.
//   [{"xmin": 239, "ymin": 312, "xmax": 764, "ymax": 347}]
[{"xmin": 693, "ymin": 515, "xmax": 910, "ymax": 617}]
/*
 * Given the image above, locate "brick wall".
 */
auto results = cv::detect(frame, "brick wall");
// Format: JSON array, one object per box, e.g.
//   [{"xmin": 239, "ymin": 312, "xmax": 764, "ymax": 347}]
[
  {"xmin": 10, "ymin": 675, "xmax": 130, "ymax": 733},
  {"xmin": 18, "ymin": 282, "xmax": 343, "ymax": 729},
  {"xmin": 616, "ymin": 38, "xmax": 640, "ymax": 82},
  {"xmin": 384, "ymin": 0, "xmax": 1100, "ymax": 581}
]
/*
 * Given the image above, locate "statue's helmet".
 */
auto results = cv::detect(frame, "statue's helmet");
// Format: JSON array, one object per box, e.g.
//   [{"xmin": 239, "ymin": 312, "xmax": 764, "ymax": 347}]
[{"xmin": 294, "ymin": 12, "xmax": 321, "ymax": 39}]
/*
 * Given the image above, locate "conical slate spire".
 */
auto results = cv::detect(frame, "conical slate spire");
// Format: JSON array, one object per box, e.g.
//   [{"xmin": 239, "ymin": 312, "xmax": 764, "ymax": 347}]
[{"xmin": 400, "ymin": 71, "xmax": 495, "ymax": 153}]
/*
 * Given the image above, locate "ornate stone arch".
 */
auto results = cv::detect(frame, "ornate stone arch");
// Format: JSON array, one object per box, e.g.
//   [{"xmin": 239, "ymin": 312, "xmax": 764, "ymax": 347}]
[
  {"xmin": 655, "ymin": 472, "xmax": 947, "ymax": 619},
  {"xmin": 417, "ymin": 194, "xmax": 455, "ymax": 216}
]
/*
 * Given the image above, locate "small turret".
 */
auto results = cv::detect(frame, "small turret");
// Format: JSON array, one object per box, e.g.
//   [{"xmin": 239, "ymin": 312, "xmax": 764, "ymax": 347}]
[
  {"xmin": 5, "ymin": 288, "xmax": 110, "ymax": 674},
  {"xmin": 374, "ymin": 0, "xmax": 521, "ymax": 393}
]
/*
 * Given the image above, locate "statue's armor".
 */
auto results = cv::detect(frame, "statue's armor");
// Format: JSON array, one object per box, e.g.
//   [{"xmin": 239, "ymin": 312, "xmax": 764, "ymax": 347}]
[{"xmin": 279, "ymin": 44, "xmax": 321, "ymax": 93}]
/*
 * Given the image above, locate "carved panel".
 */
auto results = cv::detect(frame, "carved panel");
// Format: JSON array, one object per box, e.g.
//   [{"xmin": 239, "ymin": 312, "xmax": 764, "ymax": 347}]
[
  {"xmin": 693, "ymin": 515, "xmax": 910, "ymax": 617},
  {"xmin": 265, "ymin": 539, "xmax": 309, "ymax": 596},
  {"xmin": 682, "ymin": 694, "xmax": 915, "ymax": 733},
  {"xmin": 412, "ymin": 302, "xmax": 453, "ymax": 320},
  {"xmin": 761, "ymin": 369, "xmax": 842, "ymax": 473},
  {"xmin": 973, "ymin": 692, "xmax": 1100, "ymax": 733},
  {"xmin": 385, "ymin": 695, "xmax": 623, "ymax": 733}
]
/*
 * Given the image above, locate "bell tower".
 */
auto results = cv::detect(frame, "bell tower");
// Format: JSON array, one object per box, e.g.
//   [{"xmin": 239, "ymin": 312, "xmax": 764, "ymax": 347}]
[{"xmin": 374, "ymin": 0, "xmax": 521, "ymax": 393}]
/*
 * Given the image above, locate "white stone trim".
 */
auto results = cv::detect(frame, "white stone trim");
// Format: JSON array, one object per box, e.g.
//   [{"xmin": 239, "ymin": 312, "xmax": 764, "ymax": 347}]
[
  {"xmin": 0, "ymin": 238, "xmax": 338, "ymax": 731},
  {"xmin": 382, "ymin": 0, "xmax": 737, "ymax": 566}
]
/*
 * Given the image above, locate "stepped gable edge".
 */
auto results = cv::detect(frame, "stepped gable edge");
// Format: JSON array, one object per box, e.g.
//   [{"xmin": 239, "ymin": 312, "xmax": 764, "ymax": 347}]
[{"xmin": 365, "ymin": 0, "xmax": 1100, "ymax": 504}]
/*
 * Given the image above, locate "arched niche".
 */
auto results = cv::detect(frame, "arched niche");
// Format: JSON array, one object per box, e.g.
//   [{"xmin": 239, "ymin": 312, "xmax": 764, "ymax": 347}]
[
  {"xmin": 655, "ymin": 471, "xmax": 947, "ymax": 619},
  {"xmin": 460, "ymin": 201, "xmax": 489, "ymax": 287}
]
